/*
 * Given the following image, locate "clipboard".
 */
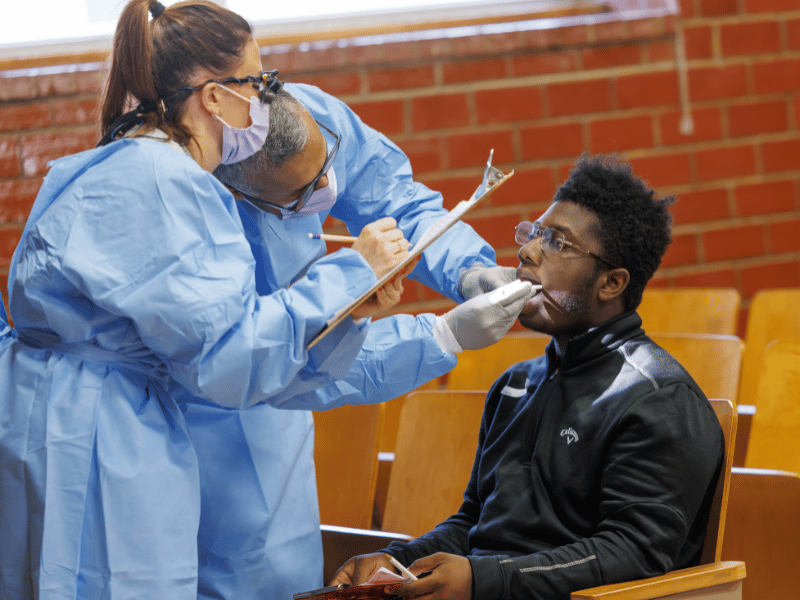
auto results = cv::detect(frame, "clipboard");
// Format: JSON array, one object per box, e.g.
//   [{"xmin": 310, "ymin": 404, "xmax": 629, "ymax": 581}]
[
  {"xmin": 307, "ymin": 149, "xmax": 514, "ymax": 350},
  {"xmin": 293, "ymin": 582, "xmax": 400, "ymax": 600}
]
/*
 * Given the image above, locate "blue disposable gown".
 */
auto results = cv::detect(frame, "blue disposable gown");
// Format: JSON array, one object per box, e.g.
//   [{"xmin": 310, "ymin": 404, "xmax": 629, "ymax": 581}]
[
  {"xmin": 183, "ymin": 83, "xmax": 498, "ymax": 600},
  {"xmin": 0, "ymin": 136, "xmax": 406, "ymax": 600}
]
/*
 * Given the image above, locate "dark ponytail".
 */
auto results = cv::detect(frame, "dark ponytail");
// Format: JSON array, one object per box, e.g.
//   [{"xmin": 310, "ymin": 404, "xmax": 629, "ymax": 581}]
[{"xmin": 101, "ymin": 0, "xmax": 253, "ymax": 146}]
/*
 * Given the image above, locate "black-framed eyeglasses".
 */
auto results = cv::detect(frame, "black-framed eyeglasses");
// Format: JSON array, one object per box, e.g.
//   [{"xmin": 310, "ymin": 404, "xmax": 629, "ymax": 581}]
[
  {"xmin": 291, "ymin": 121, "xmax": 340, "ymax": 209},
  {"xmin": 167, "ymin": 69, "xmax": 283, "ymax": 103},
  {"xmin": 225, "ymin": 120, "xmax": 340, "ymax": 218},
  {"xmin": 515, "ymin": 221, "xmax": 621, "ymax": 269}
]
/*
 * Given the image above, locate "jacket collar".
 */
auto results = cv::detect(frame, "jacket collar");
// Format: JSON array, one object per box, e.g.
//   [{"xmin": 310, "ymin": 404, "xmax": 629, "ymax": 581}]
[{"xmin": 545, "ymin": 311, "xmax": 644, "ymax": 373}]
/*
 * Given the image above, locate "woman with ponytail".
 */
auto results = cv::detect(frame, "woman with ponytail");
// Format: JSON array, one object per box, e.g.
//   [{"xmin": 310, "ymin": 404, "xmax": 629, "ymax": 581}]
[{"xmin": 0, "ymin": 1, "xmax": 410, "ymax": 598}]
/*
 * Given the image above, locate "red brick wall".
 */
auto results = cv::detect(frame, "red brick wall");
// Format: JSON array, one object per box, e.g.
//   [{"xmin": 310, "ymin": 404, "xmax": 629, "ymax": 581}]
[{"xmin": 1, "ymin": 0, "xmax": 799, "ymax": 336}]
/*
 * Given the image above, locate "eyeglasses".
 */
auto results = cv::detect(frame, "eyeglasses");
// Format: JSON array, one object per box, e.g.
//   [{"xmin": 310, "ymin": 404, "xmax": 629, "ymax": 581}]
[
  {"xmin": 515, "ymin": 221, "xmax": 620, "ymax": 268},
  {"xmin": 167, "ymin": 69, "xmax": 283, "ymax": 103},
  {"xmin": 291, "ymin": 121, "xmax": 340, "ymax": 210},
  {"xmin": 227, "ymin": 120, "xmax": 340, "ymax": 217}
]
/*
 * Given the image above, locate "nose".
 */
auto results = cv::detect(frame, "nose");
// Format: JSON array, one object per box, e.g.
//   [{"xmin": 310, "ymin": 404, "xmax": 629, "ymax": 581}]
[{"xmin": 517, "ymin": 237, "xmax": 542, "ymax": 265}]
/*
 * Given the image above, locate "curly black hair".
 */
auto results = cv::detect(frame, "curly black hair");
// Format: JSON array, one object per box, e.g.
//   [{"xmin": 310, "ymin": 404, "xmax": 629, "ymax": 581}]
[{"xmin": 553, "ymin": 154, "xmax": 675, "ymax": 312}]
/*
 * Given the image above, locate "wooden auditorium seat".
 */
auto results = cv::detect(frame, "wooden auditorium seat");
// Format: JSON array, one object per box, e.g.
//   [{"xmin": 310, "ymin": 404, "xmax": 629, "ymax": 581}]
[
  {"xmin": 738, "ymin": 288, "xmax": 800, "ymax": 409},
  {"xmin": 648, "ymin": 332, "xmax": 743, "ymax": 404},
  {"xmin": 319, "ymin": 398, "xmax": 745, "ymax": 599},
  {"xmin": 445, "ymin": 332, "xmax": 551, "ymax": 391},
  {"xmin": 381, "ymin": 390, "xmax": 487, "ymax": 538},
  {"xmin": 314, "ymin": 403, "xmax": 383, "ymax": 529}
]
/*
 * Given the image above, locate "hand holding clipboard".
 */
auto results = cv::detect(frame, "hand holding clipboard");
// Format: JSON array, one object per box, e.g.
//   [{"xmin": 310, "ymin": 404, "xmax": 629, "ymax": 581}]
[{"xmin": 307, "ymin": 149, "xmax": 513, "ymax": 350}]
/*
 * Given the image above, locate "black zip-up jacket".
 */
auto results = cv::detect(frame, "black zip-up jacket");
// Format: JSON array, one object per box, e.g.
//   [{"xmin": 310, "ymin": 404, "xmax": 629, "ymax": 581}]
[{"xmin": 386, "ymin": 312, "xmax": 724, "ymax": 600}]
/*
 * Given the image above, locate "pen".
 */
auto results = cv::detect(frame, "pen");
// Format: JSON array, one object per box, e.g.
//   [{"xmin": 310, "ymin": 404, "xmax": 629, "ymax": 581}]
[
  {"xmin": 386, "ymin": 554, "xmax": 418, "ymax": 581},
  {"xmin": 308, "ymin": 233, "xmax": 358, "ymax": 243}
]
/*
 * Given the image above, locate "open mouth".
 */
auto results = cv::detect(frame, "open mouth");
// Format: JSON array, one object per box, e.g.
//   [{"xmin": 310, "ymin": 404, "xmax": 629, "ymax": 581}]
[
  {"xmin": 516, "ymin": 271, "xmax": 542, "ymax": 290},
  {"xmin": 516, "ymin": 277, "xmax": 544, "ymax": 317}
]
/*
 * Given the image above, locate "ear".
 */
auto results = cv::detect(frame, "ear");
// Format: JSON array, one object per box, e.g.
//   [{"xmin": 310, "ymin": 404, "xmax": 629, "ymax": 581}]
[
  {"xmin": 597, "ymin": 267, "xmax": 630, "ymax": 303},
  {"xmin": 198, "ymin": 82, "xmax": 224, "ymax": 118}
]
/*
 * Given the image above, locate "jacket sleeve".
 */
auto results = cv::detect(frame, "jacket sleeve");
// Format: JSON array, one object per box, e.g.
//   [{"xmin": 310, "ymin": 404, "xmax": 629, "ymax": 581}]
[
  {"xmin": 467, "ymin": 384, "xmax": 724, "ymax": 600},
  {"xmin": 59, "ymin": 146, "xmax": 378, "ymax": 410},
  {"xmin": 289, "ymin": 83, "xmax": 498, "ymax": 303}
]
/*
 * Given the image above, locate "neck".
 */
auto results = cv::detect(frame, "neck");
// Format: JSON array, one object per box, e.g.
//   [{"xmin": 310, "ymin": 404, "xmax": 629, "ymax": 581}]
[
  {"xmin": 185, "ymin": 123, "xmax": 222, "ymax": 172},
  {"xmin": 551, "ymin": 306, "xmax": 626, "ymax": 358},
  {"xmin": 180, "ymin": 98, "xmax": 223, "ymax": 172}
]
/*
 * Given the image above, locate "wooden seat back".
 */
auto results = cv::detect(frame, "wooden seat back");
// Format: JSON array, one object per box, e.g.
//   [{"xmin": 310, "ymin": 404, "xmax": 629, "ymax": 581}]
[
  {"xmin": 314, "ymin": 403, "xmax": 383, "ymax": 529},
  {"xmin": 738, "ymin": 288, "xmax": 800, "ymax": 407},
  {"xmin": 382, "ymin": 390, "xmax": 487, "ymax": 538},
  {"xmin": 649, "ymin": 333, "xmax": 744, "ymax": 404},
  {"xmin": 446, "ymin": 332, "xmax": 550, "ymax": 391},
  {"xmin": 638, "ymin": 287, "xmax": 741, "ymax": 336},
  {"xmin": 742, "ymin": 339, "xmax": 800, "ymax": 472}
]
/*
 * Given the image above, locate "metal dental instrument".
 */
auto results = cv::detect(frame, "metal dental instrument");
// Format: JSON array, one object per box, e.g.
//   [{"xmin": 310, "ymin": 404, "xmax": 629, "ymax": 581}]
[{"xmin": 474, "ymin": 148, "xmax": 505, "ymax": 199}]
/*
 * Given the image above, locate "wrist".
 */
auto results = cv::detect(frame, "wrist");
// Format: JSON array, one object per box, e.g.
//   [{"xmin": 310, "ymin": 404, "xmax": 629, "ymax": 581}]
[{"xmin": 433, "ymin": 315, "xmax": 463, "ymax": 355}]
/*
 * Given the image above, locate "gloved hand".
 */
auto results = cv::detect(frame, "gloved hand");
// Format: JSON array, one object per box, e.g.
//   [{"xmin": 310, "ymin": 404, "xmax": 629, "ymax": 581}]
[
  {"xmin": 458, "ymin": 264, "xmax": 518, "ymax": 300},
  {"xmin": 434, "ymin": 280, "xmax": 536, "ymax": 352}
]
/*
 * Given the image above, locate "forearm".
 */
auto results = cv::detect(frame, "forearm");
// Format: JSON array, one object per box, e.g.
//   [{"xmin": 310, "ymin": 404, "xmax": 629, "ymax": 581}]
[
  {"xmin": 162, "ymin": 250, "xmax": 377, "ymax": 408},
  {"xmin": 469, "ymin": 522, "xmax": 677, "ymax": 600},
  {"xmin": 269, "ymin": 313, "xmax": 456, "ymax": 411},
  {"xmin": 385, "ymin": 514, "xmax": 474, "ymax": 567}
]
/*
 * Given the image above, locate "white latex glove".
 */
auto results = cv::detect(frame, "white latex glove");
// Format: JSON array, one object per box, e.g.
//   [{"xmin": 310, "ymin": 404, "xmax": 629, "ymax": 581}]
[
  {"xmin": 458, "ymin": 264, "xmax": 519, "ymax": 300},
  {"xmin": 433, "ymin": 280, "xmax": 537, "ymax": 352}
]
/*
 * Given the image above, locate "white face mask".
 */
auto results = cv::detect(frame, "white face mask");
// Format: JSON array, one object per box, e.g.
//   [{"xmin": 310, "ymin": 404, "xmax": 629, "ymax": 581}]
[{"xmin": 214, "ymin": 86, "xmax": 270, "ymax": 165}]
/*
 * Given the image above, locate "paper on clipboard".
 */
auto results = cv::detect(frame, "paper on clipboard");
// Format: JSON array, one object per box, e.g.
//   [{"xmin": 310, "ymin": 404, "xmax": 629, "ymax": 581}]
[{"xmin": 307, "ymin": 149, "xmax": 514, "ymax": 350}]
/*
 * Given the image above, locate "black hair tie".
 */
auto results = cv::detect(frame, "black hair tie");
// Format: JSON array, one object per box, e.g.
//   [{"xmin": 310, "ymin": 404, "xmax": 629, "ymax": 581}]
[
  {"xmin": 150, "ymin": 2, "xmax": 166, "ymax": 18},
  {"xmin": 138, "ymin": 99, "xmax": 159, "ymax": 114}
]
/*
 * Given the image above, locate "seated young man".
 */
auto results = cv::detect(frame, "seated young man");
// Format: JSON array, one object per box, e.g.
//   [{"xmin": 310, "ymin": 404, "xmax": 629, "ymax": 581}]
[{"xmin": 330, "ymin": 154, "xmax": 725, "ymax": 600}]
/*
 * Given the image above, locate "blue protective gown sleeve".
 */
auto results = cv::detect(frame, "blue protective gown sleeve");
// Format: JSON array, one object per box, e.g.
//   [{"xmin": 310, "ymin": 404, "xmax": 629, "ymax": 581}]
[
  {"xmin": 17, "ymin": 138, "xmax": 378, "ymax": 410},
  {"xmin": 233, "ymin": 197, "xmax": 460, "ymax": 411},
  {"xmin": 264, "ymin": 313, "xmax": 456, "ymax": 410},
  {"xmin": 287, "ymin": 83, "xmax": 498, "ymax": 303}
]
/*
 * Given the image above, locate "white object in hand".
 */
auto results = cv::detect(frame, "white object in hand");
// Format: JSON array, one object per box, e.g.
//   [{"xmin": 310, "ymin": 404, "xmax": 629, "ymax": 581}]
[
  {"xmin": 385, "ymin": 555, "xmax": 417, "ymax": 581},
  {"xmin": 438, "ymin": 280, "xmax": 539, "ymax": 352},
  {"xmin": 458, "ymin": 264, "xmax": 518, "ymax": 300}
]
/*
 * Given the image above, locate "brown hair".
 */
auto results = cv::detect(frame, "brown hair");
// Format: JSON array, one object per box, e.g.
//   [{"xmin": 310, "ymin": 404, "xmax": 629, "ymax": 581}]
[{"xmin": 101, "ymin": 0, "xmax": 253, "ymax": 146}]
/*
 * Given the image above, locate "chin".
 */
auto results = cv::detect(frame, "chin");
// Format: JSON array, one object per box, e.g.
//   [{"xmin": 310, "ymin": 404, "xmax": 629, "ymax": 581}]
[
  {"xmin": 517, "ymin": 301, "xmax": 565, "ymax": 337},
  {"xmin": 517, "ymin": 312, "xmax": 545, "ymax": 334}
]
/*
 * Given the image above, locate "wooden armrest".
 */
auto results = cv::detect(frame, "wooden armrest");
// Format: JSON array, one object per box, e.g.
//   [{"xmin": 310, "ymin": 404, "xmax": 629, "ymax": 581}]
[
  {"xmin": 732, "ymin": 405, "xmax": 755, "ymax": 467},
  {"xmin": 321, "ymin": 524, "xmax": 413, "ymax": 584},
  {"xmin": 570, "ymin": 561, "xmax": 746, "ymax": 600}
]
